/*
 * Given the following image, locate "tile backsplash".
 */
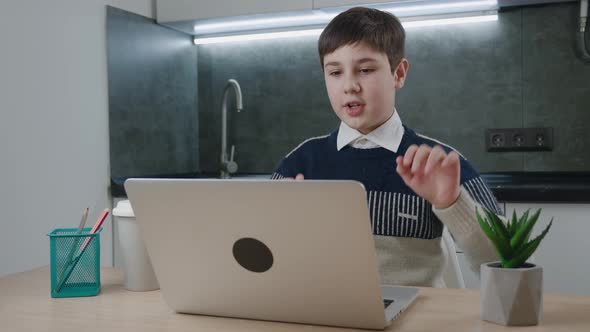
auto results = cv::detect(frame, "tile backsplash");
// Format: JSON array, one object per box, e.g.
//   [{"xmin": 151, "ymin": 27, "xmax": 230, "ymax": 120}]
[
  {"xmin": 107, "ymin": 3, "xmax": 590, "ymax": 179},
  {"xmin": 197, "ymin": 3, "xmax": 590, "ymax": 174},
  {"xmin": 107, "ymin": 6, "xmax": 198, "ymax": 178}
]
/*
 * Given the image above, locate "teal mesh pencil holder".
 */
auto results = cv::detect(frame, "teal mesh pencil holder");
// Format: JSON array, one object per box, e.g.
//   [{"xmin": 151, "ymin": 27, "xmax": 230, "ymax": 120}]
[{"xmin": 48, "ymin": 227, "xmax": 101, "ymax": 298}]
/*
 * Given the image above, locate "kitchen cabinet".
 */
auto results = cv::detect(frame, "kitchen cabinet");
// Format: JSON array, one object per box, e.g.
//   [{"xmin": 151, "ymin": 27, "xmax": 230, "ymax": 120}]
[
  {"xmin": 157, "ymin": 0, "xmax": 406, "ymax": 24},
  {"xmin": 156, "ymin": 0, "xmax": 313, "ymax": 23},
  {"xmin": 457, "ymin": 202, "xmax": 590, "ymax": 296},
  {"xmin": 504, "ymin": 202, "xmax": 590, "ymax": 296},
  {"xmin": 313, "ymin": 0, "xmax": 395, "ymax": 9}
]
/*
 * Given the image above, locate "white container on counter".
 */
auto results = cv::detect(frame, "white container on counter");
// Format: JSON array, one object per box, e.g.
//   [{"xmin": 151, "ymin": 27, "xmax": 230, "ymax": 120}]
[{"xmin": 112, "ymin": 200, "xmax": 159, "ymax": 291}]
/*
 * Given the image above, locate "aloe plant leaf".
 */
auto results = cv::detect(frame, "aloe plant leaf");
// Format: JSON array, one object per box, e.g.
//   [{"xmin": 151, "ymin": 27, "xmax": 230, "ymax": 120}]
[
  {"xmin": 510, "ymin": 208, "xmax": 542, "ymax": 250},
  {"xmin": 508, "ymin": 210, "xmax": 518, "ymax": 235},
  {"xmin": 504, "ymin": 219, "xmax": 553, "ymax": 268},
  {"xmin": 499, "ymin": 257, "xmax": 510, "ymax": 267},
  {"xmin": 476, "ymin": 209, "xmax": 495, "ymax": 237},
  {"xmin": 514, "ymin": 209, "xmax": 530, "ymax": 232},
  {"xmin": 485, "ymin": 209, "xmax": 510, "ymax": 242},
  {"xmin": 477, "ymin": 209, "xmax": 512, "ymax": 261}
]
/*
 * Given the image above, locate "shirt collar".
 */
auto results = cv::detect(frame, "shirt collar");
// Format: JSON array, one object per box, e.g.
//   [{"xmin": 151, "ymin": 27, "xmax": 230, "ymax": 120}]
[{"xmin": 336, "ymin": 110, "xmax": 404, "ymax": 153}]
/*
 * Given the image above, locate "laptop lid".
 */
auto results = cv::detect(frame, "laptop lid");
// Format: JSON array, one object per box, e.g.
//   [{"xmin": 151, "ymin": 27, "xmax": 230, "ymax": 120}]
[{"xmin": 124, "ymin": 179, "xmax": 390, "ymax": 329}]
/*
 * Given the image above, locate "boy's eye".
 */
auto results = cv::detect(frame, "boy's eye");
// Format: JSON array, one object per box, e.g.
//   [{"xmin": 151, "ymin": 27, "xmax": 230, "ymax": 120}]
[
  {"xmin": 329, "ymin": 71, "xmax": 341, "ymax": 76},
  {"xmin": 360, "ymin": 68, "xmax": 374, "ymax": 74}
]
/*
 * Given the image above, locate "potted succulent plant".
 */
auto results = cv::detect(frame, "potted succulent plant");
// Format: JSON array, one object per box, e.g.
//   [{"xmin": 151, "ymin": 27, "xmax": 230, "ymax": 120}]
[{"xmin": 476, "ymin": 208, "xmax": 553, "ymax": 326}]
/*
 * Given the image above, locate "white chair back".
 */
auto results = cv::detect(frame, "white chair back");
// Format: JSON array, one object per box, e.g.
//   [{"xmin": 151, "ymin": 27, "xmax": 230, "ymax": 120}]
[{"xmin": 441, "ymin": 227, "xmax": 466, "ymax": 289}]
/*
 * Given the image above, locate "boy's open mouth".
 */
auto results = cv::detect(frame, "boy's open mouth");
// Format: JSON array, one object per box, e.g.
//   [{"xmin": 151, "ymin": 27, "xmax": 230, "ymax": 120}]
[{"xmin": 345, "ymin": 102, "xmax": 364, "ymax": 116}]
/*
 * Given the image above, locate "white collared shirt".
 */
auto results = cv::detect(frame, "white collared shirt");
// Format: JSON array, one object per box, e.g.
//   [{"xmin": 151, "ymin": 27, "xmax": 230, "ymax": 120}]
[{"xmin": 336, "ymin": 110, "xmax": 405, "ymax": 153}]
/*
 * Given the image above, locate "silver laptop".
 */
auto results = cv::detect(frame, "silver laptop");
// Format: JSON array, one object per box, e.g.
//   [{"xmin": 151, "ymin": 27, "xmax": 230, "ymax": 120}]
[{"xmin": 124, "ymin": 178, "xmax": 419, "ymax": 330}]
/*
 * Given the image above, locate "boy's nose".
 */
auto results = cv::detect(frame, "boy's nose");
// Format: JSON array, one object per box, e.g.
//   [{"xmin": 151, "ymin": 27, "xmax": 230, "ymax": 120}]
[{"xmin": 344, "ymin": 80, "xmax": 361, "ymax": 94}]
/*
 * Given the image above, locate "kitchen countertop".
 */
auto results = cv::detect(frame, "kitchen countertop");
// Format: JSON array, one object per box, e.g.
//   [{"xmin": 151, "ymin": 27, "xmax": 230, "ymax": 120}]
[
  {"xmin": 481, "ymin": 172, "xmax": 590, "ymax": 203},
  {"xmin": 110, "ymin": 172, "xmax": 269, "ymax": 197},
  {"xmin": 110, "ymin": 172, "xmax": 590, "ymax": 203}
]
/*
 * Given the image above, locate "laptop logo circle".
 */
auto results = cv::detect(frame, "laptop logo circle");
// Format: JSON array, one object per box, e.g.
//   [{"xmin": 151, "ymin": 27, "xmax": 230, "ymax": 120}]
[{"xmin": 232, "ymin": 238, "xmax": 273, "ymax": 273}]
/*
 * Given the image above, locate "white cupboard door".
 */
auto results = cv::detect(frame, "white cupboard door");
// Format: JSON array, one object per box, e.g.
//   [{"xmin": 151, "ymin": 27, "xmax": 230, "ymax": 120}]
[
  {"xmin": 313, "ymin": 0, "xmax": 395, "ymax": 9},
  {"xmin": 158, "ymin": 0, "xmax": 313, "ymax": 23}
]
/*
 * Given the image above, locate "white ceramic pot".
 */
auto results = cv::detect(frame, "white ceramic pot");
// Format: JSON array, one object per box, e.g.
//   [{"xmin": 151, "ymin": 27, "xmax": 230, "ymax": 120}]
[{"xmin": 480, "ymin": 262, "xmax": 543, "ymax": 326}]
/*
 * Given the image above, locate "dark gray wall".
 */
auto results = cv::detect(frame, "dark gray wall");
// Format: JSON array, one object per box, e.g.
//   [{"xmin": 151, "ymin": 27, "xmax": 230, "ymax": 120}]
[
  {"xmin": 197, "ymin": 3, "xmax": 590, "ymax": 174},
  {"xmin": 522, "ymin": 5, "xmax": 590, "ymax": 171},
  {"xmin": 197, "ymin": 38, "xmax": 335, "ymax": 174},
  {"xmin": 107, "ymin": 6, "xmax": 198, "ymax": 178}
]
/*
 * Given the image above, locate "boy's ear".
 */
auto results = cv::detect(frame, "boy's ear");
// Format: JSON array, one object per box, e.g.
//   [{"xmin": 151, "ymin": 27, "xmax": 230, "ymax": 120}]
[{"xmin": 393, "ymin": 58, "xmax": 409, "ymax": 89}]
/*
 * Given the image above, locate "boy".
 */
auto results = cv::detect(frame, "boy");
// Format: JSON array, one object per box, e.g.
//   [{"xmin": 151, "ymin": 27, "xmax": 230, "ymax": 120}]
[{"xmin": 271, "ymin": 7, "xmax": 501, "ymax": 287}]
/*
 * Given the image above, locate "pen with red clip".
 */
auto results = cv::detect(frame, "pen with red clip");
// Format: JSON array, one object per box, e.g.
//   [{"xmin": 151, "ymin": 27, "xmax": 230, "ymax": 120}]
[
  {"xmin": 78, "ymin": 209, "xmax": 109, "ymax": 253},
  {"xmin": 55, "ymin": 208, "xmax": 110, "ymax": 292}
]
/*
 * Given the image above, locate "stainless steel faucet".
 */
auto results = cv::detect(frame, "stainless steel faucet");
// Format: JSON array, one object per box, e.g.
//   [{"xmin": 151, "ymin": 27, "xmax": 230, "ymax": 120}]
[{"xmin": 220, "ymin": 79, "xmax": 243, "ymax": 179}]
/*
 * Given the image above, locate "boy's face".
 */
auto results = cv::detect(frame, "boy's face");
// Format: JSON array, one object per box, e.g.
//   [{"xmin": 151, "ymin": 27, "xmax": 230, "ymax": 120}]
[{"xmin": 323, "ymin": 42, "xmax": 408, "ymax": 134}]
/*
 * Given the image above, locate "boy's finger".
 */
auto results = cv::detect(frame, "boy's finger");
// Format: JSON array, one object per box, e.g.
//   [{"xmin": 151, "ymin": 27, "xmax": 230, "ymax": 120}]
[
  {"xmin": 396, "ymin": 163, "xmax": 413, "ymax": 184},
  {"xmin": 395, "ymin": 156, "xmax": 408, "ymax": 170},
  {"xmin": 441, "ymin": 151, "xmax": 460, "ymax": 169},
  {"xmin": 403, "ymin": 145, "xmax": 419, "ymax": 167},
  {"xmin": 396, "ymin": 155, "xmax": 415, "ymax": 183},
  {"xmin": 424, "ymin": 145, "xmax": 446, "ymax": 174},
  {"xmin": 396, "ymin": 156, "xmax": 410, "ymax": 173},
  {"xmin": 410, "ymin": 145, "xmax": 431, "ymax": 174}
]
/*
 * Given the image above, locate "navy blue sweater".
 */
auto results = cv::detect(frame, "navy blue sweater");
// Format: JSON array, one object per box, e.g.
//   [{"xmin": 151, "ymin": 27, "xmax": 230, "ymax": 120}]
[{"xmin": 272, "ymin": 125, "xmax": 501, "ymax": 240}]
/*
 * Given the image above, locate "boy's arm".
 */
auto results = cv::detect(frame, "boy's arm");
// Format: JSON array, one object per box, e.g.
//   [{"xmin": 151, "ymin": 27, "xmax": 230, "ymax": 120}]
[
  {"xmin": 431, "ymin": 186, "xmax": 499, "ymax": 277},
  {"xmin": 271, "ymin": 151, "xmax": 305, "ymax": 180},
  {"xmin": 396, "ymin": 144, "xmax": 499, "ymax": 277},
  {"xmin": 271, "ymin": 172, "xmax": 305, "ymax": 180}
]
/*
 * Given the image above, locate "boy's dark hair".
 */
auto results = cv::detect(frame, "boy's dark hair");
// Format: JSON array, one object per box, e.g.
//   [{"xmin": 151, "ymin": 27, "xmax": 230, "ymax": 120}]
[{"xmin": 318, "ymin": 7, "xmax": 405, "ymax": 72}]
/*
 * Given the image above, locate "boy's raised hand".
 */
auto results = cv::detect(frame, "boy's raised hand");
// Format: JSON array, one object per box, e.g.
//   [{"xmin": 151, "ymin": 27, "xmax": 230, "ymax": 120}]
[{"xmin": 396, "ymin": 144, "xmax": 461, "ymax": 209}]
